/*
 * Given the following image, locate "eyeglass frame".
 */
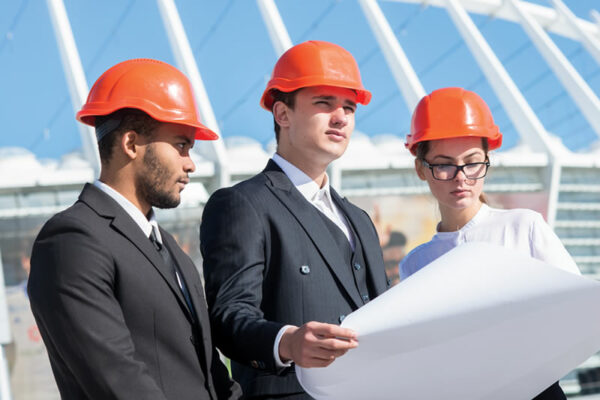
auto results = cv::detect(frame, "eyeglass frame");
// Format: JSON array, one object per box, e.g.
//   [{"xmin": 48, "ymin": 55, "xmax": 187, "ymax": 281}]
[{"xmin": 418, "ymin": 158, "xmax": 491, "ymax": 181}]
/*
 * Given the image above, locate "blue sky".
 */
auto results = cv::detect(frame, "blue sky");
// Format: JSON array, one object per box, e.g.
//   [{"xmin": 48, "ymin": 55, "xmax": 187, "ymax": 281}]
[{"xmin": 1, "ymin": 0, "xmax": 599, "ymax": 160}]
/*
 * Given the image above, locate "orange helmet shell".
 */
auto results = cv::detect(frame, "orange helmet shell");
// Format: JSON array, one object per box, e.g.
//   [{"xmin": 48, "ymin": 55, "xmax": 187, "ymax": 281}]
[
  {"xmin": 260, "ymin": 40, "xmax": 372, "ymax": 111},
  {"xmin": 77, "ymin": 59, "xmax": 218, "ymax": 140},
  {"xmin": 405, "ymin": 87, "xmax": 502, "ymax": 155}
]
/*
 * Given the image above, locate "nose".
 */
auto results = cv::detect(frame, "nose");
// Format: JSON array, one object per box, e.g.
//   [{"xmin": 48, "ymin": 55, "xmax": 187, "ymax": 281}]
[
  {"xmin": 454, "ymin": 167, "xmax": 467, "ymax": 182},
  {"xmin": 183, "ymin": 155, "xmax": 195, "ymax": 174},
  {"xmin": 330, "ymin": 106, "xmax": 348, "ymax": 127}
]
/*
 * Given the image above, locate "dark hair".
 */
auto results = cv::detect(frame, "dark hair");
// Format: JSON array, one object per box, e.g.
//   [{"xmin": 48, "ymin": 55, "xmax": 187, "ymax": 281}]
[
  {"xmin": 270, "ymin": 89, "xmax": 299, "ymax": 143},
  {"xmin": 95, "ymin": 109, "xmax": 159, "ymax": 163},
  {"xmin": 416, "ymin": 138, "xmax": 490, "ymax": 204}
]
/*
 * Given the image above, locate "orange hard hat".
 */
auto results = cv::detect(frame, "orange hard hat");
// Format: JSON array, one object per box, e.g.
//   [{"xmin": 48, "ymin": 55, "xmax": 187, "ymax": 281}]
[
  {"xmin": 405, "ymin": 87, "xmax": 502, "ymax": 155},
  {"xmin": 76, "ymin": 58, "xmax": 217, "ymax": 140},
  {"xmin": 260, "ymin": 40, "xmax": 372, "ymax": 111}
]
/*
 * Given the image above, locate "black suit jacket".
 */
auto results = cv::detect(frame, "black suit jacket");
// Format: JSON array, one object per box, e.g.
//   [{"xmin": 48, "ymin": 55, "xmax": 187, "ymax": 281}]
[
  {"xmin": 201, "ymin": 160, "xmax": 389, "ymax": 398},
  {"xmin": 28, "ymin": 183, "xmax": 241, "ymax": 400}
]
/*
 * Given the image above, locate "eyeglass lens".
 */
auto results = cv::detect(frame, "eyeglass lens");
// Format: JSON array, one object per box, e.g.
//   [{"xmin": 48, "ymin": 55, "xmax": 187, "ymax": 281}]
[{"xmin": 432, "ymin": 163, "xmax": 488, "ymax": 180}]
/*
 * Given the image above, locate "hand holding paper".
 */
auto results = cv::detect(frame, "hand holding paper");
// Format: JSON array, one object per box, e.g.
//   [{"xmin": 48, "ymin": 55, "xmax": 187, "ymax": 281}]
[{"xmin": 280, "ymin": 322, "xmax": 358, "ymax": 368}]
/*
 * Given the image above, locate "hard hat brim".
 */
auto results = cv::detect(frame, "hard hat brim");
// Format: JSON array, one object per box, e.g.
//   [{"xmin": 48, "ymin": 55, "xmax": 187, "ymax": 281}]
[
  {"xmin": 76, "ymin": 103, "xmax": 218, "ymax": 141},
  {"xmin": 260, "ymin": 83, "xmax": 372, "ymax": 111},
  {"xmin": 405, "ymin": 128, "xmax": 502, "ymax": 155}
]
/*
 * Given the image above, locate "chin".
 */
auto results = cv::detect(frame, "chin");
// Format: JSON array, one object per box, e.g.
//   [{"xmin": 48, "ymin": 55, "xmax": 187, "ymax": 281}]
[{"xmin": 446, "ymin": 197, "xmax": 477, "ymax": 210}]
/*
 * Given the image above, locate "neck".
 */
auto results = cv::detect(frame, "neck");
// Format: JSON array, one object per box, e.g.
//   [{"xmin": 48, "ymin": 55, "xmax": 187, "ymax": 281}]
[
  {"xmin": 438, "ymin": 201, "xmax": 483, "ymax": 232},
  {"xmin": 99, "ymin": 168, "xmax": 151, "ymax": 216},
  {"xmin": 276, "ymin": 151, "xmax": 329, "ymax": 188}
]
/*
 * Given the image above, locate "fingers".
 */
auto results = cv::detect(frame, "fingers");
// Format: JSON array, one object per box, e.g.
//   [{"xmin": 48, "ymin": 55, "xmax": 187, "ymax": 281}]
[
  {"xmin": 306, "ymin": 321, "xmax": 357, "ymax": 342},
  {"xmin": 279, "ymin": 322, "xmax": 359, "ymax": 368}
]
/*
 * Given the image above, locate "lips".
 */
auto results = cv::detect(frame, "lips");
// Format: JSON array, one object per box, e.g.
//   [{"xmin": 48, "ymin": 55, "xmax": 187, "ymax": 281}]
[
  {"xmin": 326, "ymin": 129, "xmax": 347, "ymax": 141},
  {"xmin": 177, "ymin": 178, "xmax": 189, "ymax": 189},
  {"xmin": 451, "ymin": 188, "xmax": 470, "ymax": 197}
]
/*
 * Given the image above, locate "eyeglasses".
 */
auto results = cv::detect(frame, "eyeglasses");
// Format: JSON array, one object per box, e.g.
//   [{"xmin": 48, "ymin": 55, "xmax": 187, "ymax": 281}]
[{"xmin": 420, "ymin": 159, "xmax": 490, "ymax": 181}]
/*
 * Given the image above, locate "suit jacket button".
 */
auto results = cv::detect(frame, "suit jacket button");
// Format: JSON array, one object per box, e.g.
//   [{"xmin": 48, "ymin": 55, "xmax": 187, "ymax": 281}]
[
  {"xmin": 339, "ymin": 314, "xmax": 346, "ymax": 323},
  {"xmin": 300, "ymin": 265, "xmax": 310, "ymax": 275},
  {"xmin": 353, "ymin": 263, "xmax": 361, "ymax": 271},
  {"xmin": 362, "ymin": 294, "xmax": 370, "ymax": 302},
  {"xmin": 251, "ymin": 360, "xmax": 259, "ymax": 369},
  {"xmin": 189, "ymin": 336, "xmax": 196, "ymax": 346}
]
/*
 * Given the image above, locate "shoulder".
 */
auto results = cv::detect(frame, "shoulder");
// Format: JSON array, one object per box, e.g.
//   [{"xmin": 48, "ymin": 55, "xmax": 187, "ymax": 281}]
[
  {"xmin": 484, "ymin": 206, "xmax": 542, "ymax": 227},
  {"xmin": 207, "ymin": 173, "xmax": 269, "ymax": 203},
  {"xmin": 37, "ymin": 201, "xmax": 100, "ymax": 238},
  {"xmin": 402, "ymin": 241, "xmax": 435, "ymax": 263},
  {"xmin": 399, "ymin": 241, "xmax": 437, "ymax": 279}
]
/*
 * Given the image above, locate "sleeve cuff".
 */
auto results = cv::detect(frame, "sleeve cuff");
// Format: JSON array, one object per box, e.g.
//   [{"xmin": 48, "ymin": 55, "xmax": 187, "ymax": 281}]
[{"xmin": 273, "ymin": 325, "xmax": 294, "ymax": 368}]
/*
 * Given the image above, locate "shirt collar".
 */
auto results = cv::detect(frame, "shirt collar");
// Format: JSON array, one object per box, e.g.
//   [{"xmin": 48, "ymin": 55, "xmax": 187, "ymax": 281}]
[
  {"xmin": 434, "ymin": 203, "xmax": 490, "ymax": 237},
  {"xmin": 93, "ymin": 180, "xmax": 161, "ymax": 242},
  {"xmin": 271, "ymin": 153, "xmax": 332, "ymax": 204}
]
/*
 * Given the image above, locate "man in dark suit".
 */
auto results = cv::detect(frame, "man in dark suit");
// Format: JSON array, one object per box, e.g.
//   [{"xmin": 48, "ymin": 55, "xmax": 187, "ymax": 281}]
[
  {"xmin": 201, "ymin": 41, "xmax": 390, "ymax": 399},
  {"xmin": 28, "ymin": 59, "xmax": 241, "ymax": 400}
]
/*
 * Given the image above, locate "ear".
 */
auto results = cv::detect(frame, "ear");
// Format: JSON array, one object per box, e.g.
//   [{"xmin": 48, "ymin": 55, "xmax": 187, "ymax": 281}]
[
  {"xmin": 415, "ymin": 158, "xmax": 427, "ymax": 181},
  {"xmin": 272, "ymin": 101, "xmax": 290, "ymax": 129},
  {"xmin": 120, "ymin": 130, "xmax": 139, "ymax": 160}
]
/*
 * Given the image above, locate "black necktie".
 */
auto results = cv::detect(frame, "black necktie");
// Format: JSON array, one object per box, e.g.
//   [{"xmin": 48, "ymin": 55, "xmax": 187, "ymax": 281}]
[{"xmin": 149, "ymin": 228, "xmax": 197, "ymax": 322}]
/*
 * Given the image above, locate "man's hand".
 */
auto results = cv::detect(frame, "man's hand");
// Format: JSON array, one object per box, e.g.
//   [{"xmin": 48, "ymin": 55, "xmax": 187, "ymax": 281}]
[{"xmin": 278, "ymin": 322, "xmax": 358, "ymax": 368}]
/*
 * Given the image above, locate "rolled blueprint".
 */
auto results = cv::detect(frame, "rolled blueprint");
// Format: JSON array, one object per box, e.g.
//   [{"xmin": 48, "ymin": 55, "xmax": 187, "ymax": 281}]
[{"xmin": 297, "ymin": 242, "xmax": 600, "ymax": 399}]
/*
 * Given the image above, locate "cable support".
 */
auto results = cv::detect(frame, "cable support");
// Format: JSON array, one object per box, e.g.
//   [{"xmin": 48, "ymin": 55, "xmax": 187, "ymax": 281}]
[
  {"xmin": 0, "ymin": 0, "xmax": 29, "ymax": 54},
  {"xmin": 522, "ymin": 46, "xmax": 583, "ymax": 95},
  {"xmin": 355, "ymin": 89, "xmax": 399, "ymax": 124},
  {"xmin": 211, "ymin": 0, "xmax": 337, "ymax": 129},
  {"xmin": 30, "ymin": 0, "xmax": 136, "ymax": 152},
  {"xmin": 466, "ymin": 41, "xmax": 531, "ymax": 91},
  {"xmin": 565, "ymin": 122, "xmax": 594, "ymax": 149},
  {"xmin": 218, "ymin": 75, "xmax": 265, "ymax": 124},
  {"xmin": 483, "ymin": 45, "xmax": 586, "ymax": 126},
  {"xmin": 193, "ymin": 0, "xmax": 234, "ymax": 56},
  {"xmin": 358, "ymin": 4, "xmax": 423, "ymax": 67},
  {"xmin": 298, "ymin": 0, "xmax": 338, "ymax": 42},
  {"xmin": 222, "ymin": 2, "xmax": 423, "ymax": 129},
  {"xmin": 358, "ymin": 15, "xmax": 489, "ymax": 125}
]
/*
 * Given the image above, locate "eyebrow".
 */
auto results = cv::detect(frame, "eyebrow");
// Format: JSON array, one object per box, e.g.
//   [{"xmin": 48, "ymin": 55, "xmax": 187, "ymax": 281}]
[
  {"xmin": 175, "ymin": 135, "xmax": 193, "ymax": 146},
  {"xmin": 430, "ymin": 150, "xmax": 485, "ymax": 162},
  {"xmin": 312, "ymin": 95, "xmax": 357, "ymax": 107}
]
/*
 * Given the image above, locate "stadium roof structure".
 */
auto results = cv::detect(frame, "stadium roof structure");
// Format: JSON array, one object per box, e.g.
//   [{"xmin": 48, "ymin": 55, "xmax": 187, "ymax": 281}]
[{"xmin": 1, "ymin": 0, "xmax": 600, "ymax": 276}]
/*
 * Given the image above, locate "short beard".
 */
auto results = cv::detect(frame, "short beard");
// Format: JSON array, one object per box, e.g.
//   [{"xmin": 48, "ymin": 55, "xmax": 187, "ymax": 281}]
[{"xmin": 136, "ymin": 144, "xmax": 181, "ymax": 209}]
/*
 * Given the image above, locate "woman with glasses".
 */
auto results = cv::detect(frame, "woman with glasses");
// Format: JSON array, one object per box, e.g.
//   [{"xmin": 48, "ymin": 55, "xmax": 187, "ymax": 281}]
[{"xmin": 399, "ymin": 87, "xmax": 579, "ymax": 399}]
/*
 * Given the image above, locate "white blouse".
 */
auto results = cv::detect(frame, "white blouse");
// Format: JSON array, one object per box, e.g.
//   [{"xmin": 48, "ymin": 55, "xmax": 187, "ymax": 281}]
[{"xmin": 399, "ymin": 204, "xmax": 581, "ymax": 280}]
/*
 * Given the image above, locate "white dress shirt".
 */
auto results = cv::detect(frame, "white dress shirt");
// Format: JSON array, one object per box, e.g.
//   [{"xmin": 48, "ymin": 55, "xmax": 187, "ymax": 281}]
[
  {"xmin": 399, "ymin": 203, "xmax": 581, "ymax": 280},
  {"xmin": 93, "ymin": 180, "xmax": 162, "ymax": 243},
  {"xmin": 93, "ymin": 180, "xmax": 192, "ymax": 292},
  {"xmin": 272, "ymin": 153, "xmax": 354, "ymax": 248},
  {"xmin": 270, "ymin": 154, "xmax": 354, "ymax": 367}
]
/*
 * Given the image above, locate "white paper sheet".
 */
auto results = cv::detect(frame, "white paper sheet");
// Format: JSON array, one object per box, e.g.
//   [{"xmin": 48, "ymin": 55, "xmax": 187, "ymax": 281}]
[{"xmin": 296, "ymin": 242, "xmax": 600, "ymax": 399}]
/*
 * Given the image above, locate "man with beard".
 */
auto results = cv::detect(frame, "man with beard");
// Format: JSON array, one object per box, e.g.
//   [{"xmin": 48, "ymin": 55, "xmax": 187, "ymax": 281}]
[{"xmin": 28, "ymin": 59, "xmax": 241, "ymax": 400}]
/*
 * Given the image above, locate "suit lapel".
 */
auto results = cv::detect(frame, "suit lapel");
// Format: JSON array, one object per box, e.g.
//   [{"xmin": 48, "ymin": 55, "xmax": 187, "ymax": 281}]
[
  {"xmin": 79, "ymin": 184, "xmax": 194, "ymax": 322},
  {"xmin": 263, "ymin": 162, "xmax": 362, "ymax": 308},
  {"xmin": 331, "ymin": 189, "xmax": 388, "ymax": 296}
]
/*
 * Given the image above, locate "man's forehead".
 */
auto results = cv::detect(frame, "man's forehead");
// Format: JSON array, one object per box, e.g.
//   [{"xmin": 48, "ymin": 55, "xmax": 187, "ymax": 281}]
[{"xmin": 303, "ymin": 86, "xmax": 358, "ymax": 102}]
